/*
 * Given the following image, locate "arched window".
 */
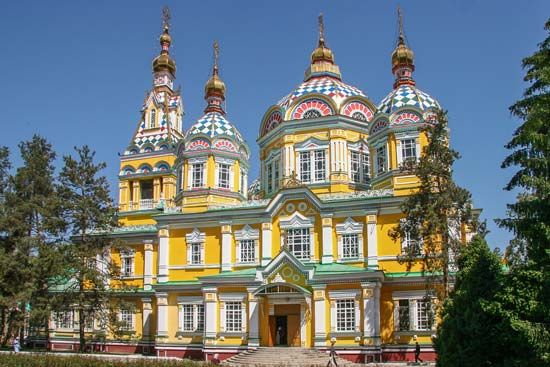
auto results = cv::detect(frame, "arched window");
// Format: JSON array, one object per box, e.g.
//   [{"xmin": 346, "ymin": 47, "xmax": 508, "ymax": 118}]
[
  {"xmin": 303, "ymin": 109, "xmax": 322, "ymax": 119},
  {"xmin": 352, "ymin": 112, "xmax": 367, "ymax": 122},
  {"xmin": 149, "ymin": 109, "xmax": 156, "ymax": 128}
]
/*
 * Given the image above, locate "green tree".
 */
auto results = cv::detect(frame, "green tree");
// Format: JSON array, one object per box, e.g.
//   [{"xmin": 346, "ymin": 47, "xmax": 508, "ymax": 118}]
[
  {"xmin": 58, "ymin": 146, "xmax": 120, "ymax": 352},
  {"xmin": 496, "ymin": 18, "xmax": 550, "ymax": 365},
  {"xmin": 435, "ymin": 235, "xmax": 511, "ymax": 366},
  {"xmin": 390, "ymin": 110, "xmax": 476, "ymax": 300}
]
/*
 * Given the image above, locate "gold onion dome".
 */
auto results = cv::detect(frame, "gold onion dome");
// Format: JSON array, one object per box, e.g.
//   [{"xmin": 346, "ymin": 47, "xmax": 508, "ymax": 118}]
[
  {"xmin": 152, "ymin": 27, "xmax": 176, "ymax": 75},
  {"xmin": 304, "ymin": 14, "xmax": 341, "ymax": 80},
  {"xmin": 311, "ymin": 39, "xmax": 334, "ymax": 64},
  {"xmin": 204, "ymin": 69, "xmax": 226, "ymax": 99},
  {"xmin": 391, "ymin": 35, "xmax": 415, "ymax": 70}
]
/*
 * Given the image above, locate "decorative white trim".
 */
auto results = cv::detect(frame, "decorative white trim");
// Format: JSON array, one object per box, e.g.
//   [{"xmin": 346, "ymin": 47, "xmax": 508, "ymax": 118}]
[
  {"xmin": 279, "ymin": 212, "xmax": 315, "ymax": 229},
  {"xmin": 329, "ymin": 290, "xmax": 360, "ymax": 300}
]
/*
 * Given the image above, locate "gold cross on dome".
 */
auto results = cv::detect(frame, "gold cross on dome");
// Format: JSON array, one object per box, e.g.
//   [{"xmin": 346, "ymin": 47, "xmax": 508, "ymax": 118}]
[
  {"xmin": 318, "ymin": 13, "xmax": 325, "ymax": 43},
  {"xmin": 162, "ymin": 6, "xmax": 171, "ymax": 29},
  {"xmin": 213, "ymin": 40, "xmax": 219, "ymax": 69}
]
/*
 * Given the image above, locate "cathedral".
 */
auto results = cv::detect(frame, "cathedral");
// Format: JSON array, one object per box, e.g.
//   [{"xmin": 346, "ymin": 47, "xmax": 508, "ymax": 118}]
[{"xmin": 48, "ymin": 8, "xmax": 471, "ymax": 363}]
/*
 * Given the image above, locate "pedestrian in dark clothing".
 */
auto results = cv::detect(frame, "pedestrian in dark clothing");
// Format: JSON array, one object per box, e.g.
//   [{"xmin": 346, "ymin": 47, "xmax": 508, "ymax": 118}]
[
  {"xmin": 415, "ymin": 341, "xmax": 423, "ymax": 363},
  {"xmin": 327, "ymin": 340, "xmax": 338, "ymax": 367}
]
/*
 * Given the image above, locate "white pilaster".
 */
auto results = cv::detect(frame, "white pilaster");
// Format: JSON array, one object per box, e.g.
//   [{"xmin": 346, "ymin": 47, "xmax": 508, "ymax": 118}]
[
  {"xmin": 143, "ymin": 241, "xmax": 153, "ymax": 290},
  {"xmin": 156, "ymin": 293, "xmax": 168, "ymax": 337},
  {"xmin": 142, "ymin": 298, "xmax": 152, "ymax": 338},
  {"xmin": 321, "ymin": 216, "xmax": 333, "ymax": 264},
  {"xmin": 366, "ymin": 214, "xmax": 378, "ymax": 269},
  {"xmin": 362, "ymin": 282, "xmax": 381, "ymax": 346},
  {"xmin": 203, "ymin": 287, "xmax": 218, "ymax": 342},
  {"xmin": 158, "ymin": 228, "xmax": 169, "ymax": 283},
  {"xmin": 247, "ymin": 288, "xmax": 260, "ymax": 347},
  {"xmin": 261, "ymin": 223, "xmax": 272, "ymax": 266},
  {"xmin": 221, "ymin": 223, "xmax": 232, "ymax": 272},
  {"xmin": 313, "ymin": 286, "xmax": 327, "ymax": 347}
]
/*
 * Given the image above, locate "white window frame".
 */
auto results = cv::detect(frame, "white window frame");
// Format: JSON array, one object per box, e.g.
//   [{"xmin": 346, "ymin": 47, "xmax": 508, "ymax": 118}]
[
  {"xmin": 187, "ymin": 157, "xmax": 207, "ymax": 189},
  {"xmin": 400, "ymin": 219, "xmax": 423, "ymax": 256},
  {"xmin": 217, "ymin": 163, "xmax": 230, "ymax": 189},
  {"xmin": 177, "ymin": 296, "xmax": 205, "ymax": 334},
  {"xmin": 234, "ymin": 224, "xmax": 260, "ymax": 265},
  {"xmin": 118, "ymin": 309, "xmax": 135, "ymax": 332},
  {"xmin": 120, "ymin": 249, "xmax": 135, "ymax": 277},
  {"xmin": 149, "ymin": 109, "xmax": 156, "ymax": 129},
  {"xmin": 186, "ymin": 228, "xmax": 206, "ymax": 266},
  {"xmin": 336, "ymin": 218, "xmax": 364, "ymax": 261},
  {"xmin": 395, "ymin": 132, "xmax": 420, "ymax": 166},
  {"xmin": 295, "ymin": 139, "xmax": 329, "ymax": 184},
  {"xmin": 392, "ymin": 291, "xmax": 435, "ymax": 332},
  {"xmin": 348, "ymin": 142, "xmax": 370, "ymax": 184},
  {"xmin": 279, "ymin": 212, "xmax": 315, "ymax": 262},
  {"xmin": 375, "ymin": 143, "xmax": 388, "ymax": 176},
  {"xmin": 329, "ymin": 290, "xmax": 360, "ymax": 334},
  {"xmin": 214, "ymin": 157, "xmax": 234, "ymax": 191},
  {"xmin": 54, "ymin": 310, "xmax": 74, "ymax": 330},
  {"xmin": 219, "ymin": 293, "xmax": 247, "ymax": 334}
]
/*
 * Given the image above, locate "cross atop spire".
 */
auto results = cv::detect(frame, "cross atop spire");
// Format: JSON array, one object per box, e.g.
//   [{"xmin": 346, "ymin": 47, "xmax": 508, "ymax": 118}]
[
  {"xmin": 397, "ymin": 6, "xmax": 406, "ymax": 46},
  {"xmin": 318, "ymin": 13, "xmax": 325, "ymax": 46},
  {"xmin": 162, "ymin": 6, "xmax": 171, "ymax": 30},
  {"xmin": 213, "ymin": 40, "xmax": 220, "ymax": 76}
]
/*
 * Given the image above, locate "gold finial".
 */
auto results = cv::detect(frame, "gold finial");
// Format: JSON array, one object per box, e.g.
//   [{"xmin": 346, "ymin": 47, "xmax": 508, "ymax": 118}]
[
  {"xmin": 162, "ymin": 6, "xmax": 171, "ymax": 30},
  {"xmin": 213, "ymin": 40, "xmax": 220, "ymax": 75},
  {"xmin": 318, "ymin": 13, "xmax": 325, "ymax": 45}
]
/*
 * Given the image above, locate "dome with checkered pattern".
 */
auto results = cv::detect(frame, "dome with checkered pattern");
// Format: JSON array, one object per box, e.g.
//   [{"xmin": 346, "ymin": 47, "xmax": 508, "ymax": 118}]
[
  {"xmin": 185, "ymin": 111, "xmax": 245, "ymax": 144},
  {"xmin": 378, "ymin": 85, "xmax": 440, "ymax": 114}
]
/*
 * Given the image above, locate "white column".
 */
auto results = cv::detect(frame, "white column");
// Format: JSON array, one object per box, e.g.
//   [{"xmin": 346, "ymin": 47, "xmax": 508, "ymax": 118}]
[
  {"xmin": 142, "ymin": 298, "xmax": 152, "ymax": 338},
  {"xmin": 156, "ymin": 293, "xmax": 168, "ymax": 337},
  {"xmin": 221, "ymin": 223, "xmax": 232, "ymax": 271},
  {"xmin": 341, "ymin": 140, "xmax": 348, "ymax": 173},
  {"xmin": 362, "ymin": 282, "xmax": 381, "ymax": 346},
  {"xmin": 203, "ymin": 287, "xmax": 218, "ymax": 343},
  {"xmin": 261, "ymin": 223, "xmax": 272, "ymax": 266},
  {"xmin": 143, "ymin": 241, "xmax": 153, "ymax": 290},
  {"xmin": 247, "ymin": 288, "xmax": 260, "ymax": 347},
  {"xmin": 313, "ymin": 286, "xmax": 327, "ymax": 347},
  {"xmin": 330, "ymin": 140, "xmax": 337, "ymax": 172},
  {"xmin": 158, "ymin": 228, "xmax": 169, "ymax": 283},
  {"xmin": 283, "ymin": 144, "xmax": 295, "ymax": 177},
  {"xmin": 366, "ymin": 214, "xmax": 378, "ymax": 269},
  {"xmin": 321, "ymin": 216, "xmax": 333, "ymax": 264}
]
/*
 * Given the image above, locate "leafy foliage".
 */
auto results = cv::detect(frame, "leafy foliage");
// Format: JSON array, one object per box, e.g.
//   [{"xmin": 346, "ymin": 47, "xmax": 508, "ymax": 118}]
[{"xmin": 390, "ymin": 110, "xmax": 475, "ymax": 300}]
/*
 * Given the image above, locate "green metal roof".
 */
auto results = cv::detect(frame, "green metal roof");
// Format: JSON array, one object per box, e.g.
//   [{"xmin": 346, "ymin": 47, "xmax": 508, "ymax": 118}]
[
  {"xmin": 199, "ymin": 267, "xmax": 257, "ymax": 279},
  {"xmin": 313, "ymin": 262, "xmax": 372, "ymax": 274}
]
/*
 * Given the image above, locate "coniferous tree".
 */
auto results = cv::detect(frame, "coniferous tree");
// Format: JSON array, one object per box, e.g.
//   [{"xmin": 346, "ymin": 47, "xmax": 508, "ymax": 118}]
[
  {"xmin": 0, "ymin": 147, "xmax": 12, "ymax": 344},
  {"xmin": 58, "ymin": 146, "xmax": 120, "ymax": 352},
  {"xmin": 390, "ymin": 110, "xmax": 475, "ymax": 300},
  {"xmin": 496, "ymin": 18, "xmax": 550, "ymax": 364}
]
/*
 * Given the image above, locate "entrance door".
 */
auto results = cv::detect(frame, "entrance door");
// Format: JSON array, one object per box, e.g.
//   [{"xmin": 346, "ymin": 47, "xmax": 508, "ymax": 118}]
[
  {"xmin": 275, "ymin": 316, "xmax": 287, "ymax": 345},
  {"xmin": 287, "ymin": 314, "xmax": 301, "ymax": 347}
]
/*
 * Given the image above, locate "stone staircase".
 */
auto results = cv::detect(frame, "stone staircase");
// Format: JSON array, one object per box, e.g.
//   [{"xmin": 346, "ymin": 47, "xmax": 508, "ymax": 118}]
[{"xmin": 221, "ymin": 347, "xmax": 362, "ymax": 366}]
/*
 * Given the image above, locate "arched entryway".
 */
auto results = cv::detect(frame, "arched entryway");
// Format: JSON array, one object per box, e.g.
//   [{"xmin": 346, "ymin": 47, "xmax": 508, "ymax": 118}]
[{"xmin": 253, "ymin": 283, "xmax": 311, "ymax": 347}]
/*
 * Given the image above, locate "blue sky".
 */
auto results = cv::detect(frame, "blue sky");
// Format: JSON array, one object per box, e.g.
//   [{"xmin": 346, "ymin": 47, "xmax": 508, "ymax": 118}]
[{"xmin": 0, "ymin": 1, "xmax": 548, "ymax": 250}]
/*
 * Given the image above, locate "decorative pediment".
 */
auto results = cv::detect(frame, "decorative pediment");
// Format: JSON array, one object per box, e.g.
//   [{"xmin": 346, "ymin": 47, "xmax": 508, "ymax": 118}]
[
  {"xmin": 279, "ymin": 212, "xmax": 315, "ymax": 229},
  {"xmin": 234, "ymin": 224, "xmax": 259, "ymax": 241},
  {"xmin": 336, "ymin": 217, "xmax": 364, "ymax": 234},
  {"xmin": 294, "ymin": 137, "xmax": 329, "ymax": 152},
  {"xmin": 256, "ymin": 248, "xmax": 315, "ymax": 284},
  {"xmin": 185, "ymin": 228, "xmax": 205, "ymax": 243}
]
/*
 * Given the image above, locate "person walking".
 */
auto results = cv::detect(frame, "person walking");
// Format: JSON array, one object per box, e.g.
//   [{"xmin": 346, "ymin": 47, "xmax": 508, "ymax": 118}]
[
  {"xmin": 12, "ymin": 336, "xmax": 20, "ymax": 353},
  {"xmin": 327, "ymin": 340, "xmax": 338, "ymax": 367},
  {"xmin": 415, "ymin": 341, "xmax": 423, "ymax": 364}
]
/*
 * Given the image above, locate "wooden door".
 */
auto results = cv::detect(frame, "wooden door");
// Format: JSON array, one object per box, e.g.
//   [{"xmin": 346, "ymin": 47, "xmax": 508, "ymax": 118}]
[
  {"xmin": 268, "ymin": 316, "xmax": 276, "ymax": 347},
  {"xmin": 287, "ymin": 314, "xmax": 301, "ymax": 347}
]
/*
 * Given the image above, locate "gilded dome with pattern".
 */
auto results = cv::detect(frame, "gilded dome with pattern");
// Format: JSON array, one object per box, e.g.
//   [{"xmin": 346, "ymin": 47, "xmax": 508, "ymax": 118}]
[
  {"xmin": 204, "ymin": 73, "xmax": 226, "ymax": 98},
  {"xmin": 391, "ymin": 40, "xmax": 414, "ymax": 69}
]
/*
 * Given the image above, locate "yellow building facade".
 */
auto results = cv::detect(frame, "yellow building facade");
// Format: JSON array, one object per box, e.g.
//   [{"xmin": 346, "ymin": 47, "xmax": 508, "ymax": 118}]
[{"xmin": 48, "ymin": 11, "xmax": 470, "ymax": 363}]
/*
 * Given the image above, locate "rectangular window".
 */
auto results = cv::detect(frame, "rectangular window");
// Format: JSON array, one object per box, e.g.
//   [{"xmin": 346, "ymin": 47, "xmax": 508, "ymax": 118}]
[
  {"xmin": 240, "ymin": 239, "xmax": 256, "ymax": 263},
  {"xmin": 416, "ymin": 300, "xmax": 431, "ymax": 331},
  {"xmin": 361, "ymin": 153, "xmax": 370, "ymax": 183},
  {"xmin": 299, "ymin": 151, "xmax": 311, "ymax": 182},
  {"xmin": 401, "ymin": 139, "xmax": 417, "ymax": 161},
  {"xmin": 314, "ymin": 150, "xmax": 326, "ymax": 182},
  {"xmin": 342, "ymin": 234, "xmax": 359, "ymax": 259},
  {"xmin": 336, "ymin": 299, "xmax": 356, "ymax": 332},
  {"xmin": 376, "ymin": 145, "xmax": 387, "ymax": 175},
  {"xmin": 402, "ymin": 230, "xmax": 422, "ymax": 256},
  {"xmin": 182, "ymin": 304, "xmax": 194, "ymax": 332},
  {"xmin": 266, "ymin": 163, "xmax": 273, "ymax": 193},
  {"xmin": 119, "ymin": 309, "xmax": 134, "ymax": 331},
  {"xmin": 121, "ymin": 256, "xmax": 134, "ymax": 276},
  {"xmin": 350, "ymin": 151, "xmax": 361, "ymax": 183},
  {"xmin": 55, "ymin": 310, "xmax": 74, "ymax": 329},
  {"xmin": 192, "ymin": 163, "xmax": 204, "ymax": 188},
  {"xmin": 286, "ymin": 228, "xmax": 311, "ymax": 260},
  {"xmin": 190, "ymin": 243, "xmax": 202, "ymax": 265},
  {"xmin": 273, "ymin": 161, "xmax": 280, "ymax": 190},
  {"xmin": 218, "ymin": 163, "xmax": 230, "ymax": 189},
  {"xmin": 225, "ymin": 301, "xmax": 242, "ymax": 332},
  {"xmin": 398, "ymin": 299, "xmax": 410, "ymax": 331},
  {"xmin": 197, "ymin": 305, "xmax": 205, "ymax": 332}
]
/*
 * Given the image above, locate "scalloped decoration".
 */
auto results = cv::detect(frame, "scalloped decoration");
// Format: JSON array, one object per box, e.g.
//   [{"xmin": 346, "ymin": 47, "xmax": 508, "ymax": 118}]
[
  {"xmin": 264, "ymin": 111, "xmax": 283, "ymax": 135},
  {"xmin": 121, "ymin": 167, "xmax": 135, "ymax": 176},
  {"xmin": 187, "ymin": 139, "xmax": 210, "ymax": 151},
  {"xmin": 292, "ymin": 99, "xmax": 333, "ymax": 120},
  {"xmin": 213, "ymin": 139, "xmax": 237, "ymax": 152},
  {"xmin": 392, "ymin": 112, "xmax": 421, "ymax": 125},
  {"xmin": 370, "ymin": 119, "xmax": 389, "ymax": 134},
  {"xmin": 342, "ymin": 102, "xmax": 373, "ymax": 122}
]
